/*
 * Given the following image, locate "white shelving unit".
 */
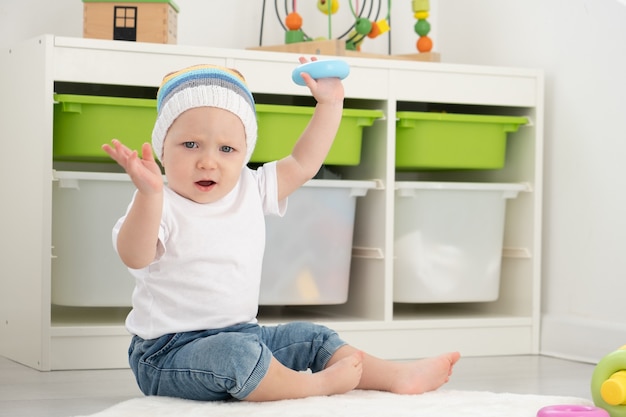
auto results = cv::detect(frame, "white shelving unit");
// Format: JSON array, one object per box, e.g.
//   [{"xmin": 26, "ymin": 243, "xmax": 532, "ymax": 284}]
[{"xmin": 0, "ymin": 35, "xmax": 544, "ymax": 370}]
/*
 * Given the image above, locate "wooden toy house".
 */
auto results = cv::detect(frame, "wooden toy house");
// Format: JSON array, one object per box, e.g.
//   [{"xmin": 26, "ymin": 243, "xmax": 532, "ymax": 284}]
[{"xmin": 83, "ymin": 0, "xmax": 179, "ymax": 44}]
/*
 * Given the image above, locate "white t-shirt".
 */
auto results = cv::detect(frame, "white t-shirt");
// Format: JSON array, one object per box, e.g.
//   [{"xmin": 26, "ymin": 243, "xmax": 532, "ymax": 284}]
[{"xmin": 113, "ymin": 162, "xmax": 286, "ymax": 340}]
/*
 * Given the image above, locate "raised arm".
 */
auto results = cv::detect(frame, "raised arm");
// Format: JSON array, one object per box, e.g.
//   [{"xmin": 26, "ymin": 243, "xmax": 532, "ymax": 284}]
[
  {"xmin": 102, "ymin": 140, "xmax": 164, "ymax": 269},
  {"xmin": 275, "ymin": 58, "xmax": 346, "ymax": 201}
]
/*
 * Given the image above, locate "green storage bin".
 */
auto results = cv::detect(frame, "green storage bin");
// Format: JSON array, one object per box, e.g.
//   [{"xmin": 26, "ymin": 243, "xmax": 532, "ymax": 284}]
[
  {"xmin": 53, "ymin": 95, "xmax": 383, "ymax": 165},
  {"xmin": 53, "ymin": 94, "xmax": 157, "ymax": 162},
  {"xmin": 253, "ymin": 104, "xmax": 383, "ymax": 165},
  {"xmin": 395, "ymin": 112, "xmax": 527, "ymax": 170}
]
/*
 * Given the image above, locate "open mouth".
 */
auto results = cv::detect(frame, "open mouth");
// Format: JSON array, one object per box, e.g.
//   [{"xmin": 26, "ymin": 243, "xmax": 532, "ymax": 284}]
[{"xmin": 196, "ymin": 180, "xmax": 216, "ymax": 187}]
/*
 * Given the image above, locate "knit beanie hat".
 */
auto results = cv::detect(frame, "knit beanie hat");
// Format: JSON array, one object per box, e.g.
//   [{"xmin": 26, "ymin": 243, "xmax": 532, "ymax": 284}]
[{"xmin": 151, "ymin": 64, "xmax": 257, "ymax": 163}]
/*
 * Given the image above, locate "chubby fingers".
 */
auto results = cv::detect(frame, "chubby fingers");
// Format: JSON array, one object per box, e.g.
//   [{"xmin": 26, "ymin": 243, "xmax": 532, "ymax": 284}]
[
  {"xmin": 140, "ymin": 142, "xmax": 156, "ymax": 163},
  {"xmin": 102, "ymin": 139, "xmax": 131, "ymax": 157},
  {"xmin": 299, "ymin": 71, "xmax": 317, "ymax": 90},
  {"xmin": 102, "ymin": 139, "xmax": 140, "ymax": 168},
  {"xmin": 298, "ymin": 55, "xmax": 319, "ymax": 64}
]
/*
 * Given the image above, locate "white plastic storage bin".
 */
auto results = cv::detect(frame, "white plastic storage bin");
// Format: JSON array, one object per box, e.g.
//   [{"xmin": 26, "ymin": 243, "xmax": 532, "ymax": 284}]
[
  {"xmin": 393, "ymin": 181, "xmax": 526, "ymax": 303},
  {"xmin": 260, "ymin": 179, "xmax": 377, "ymax": 305},
  {"xmin": 52, "ymin": 171, "xmax": 136, "ymax": 306},
  {"xmin": 51, "ymin": 172, "xmax": 376, "ymax": 307}
]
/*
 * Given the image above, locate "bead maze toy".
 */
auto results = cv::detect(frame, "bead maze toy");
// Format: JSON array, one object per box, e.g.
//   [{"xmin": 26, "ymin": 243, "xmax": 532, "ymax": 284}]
[
  {"xmin": 252, "ymin": 0, "xmax": 438, "ymax": 61},
  {"xmin": 591, "ymin": 345, "xmax": 626, "ymax": 417},
  {"xmin": 412, "ymin": 0, "xmax": 433, "ymax": 53},
  {"xmin": 277, "ymin": 0, "xmax": 392, "ymax": 52}
]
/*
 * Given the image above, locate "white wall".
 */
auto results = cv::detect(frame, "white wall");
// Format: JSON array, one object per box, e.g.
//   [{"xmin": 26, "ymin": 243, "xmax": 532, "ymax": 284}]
[
  {"xmin": 436, "ymin": 0, "xmax": 626, "ymax": 363},
  {"xmin": 1, "ymin": 0, "xmax": 623, "ymax": 363}
]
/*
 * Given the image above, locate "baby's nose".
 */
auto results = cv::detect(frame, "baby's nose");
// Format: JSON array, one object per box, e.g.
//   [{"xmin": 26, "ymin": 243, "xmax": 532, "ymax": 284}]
[{"xmin": 197, "ymin": 151, "xmax": 217, "ymax": 169}]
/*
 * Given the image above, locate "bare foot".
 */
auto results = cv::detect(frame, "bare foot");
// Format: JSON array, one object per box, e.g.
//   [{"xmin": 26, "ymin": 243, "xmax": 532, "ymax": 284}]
[
  {"xmin": 317, "ymin": 350, "xmax": 364, "ymax": 395},
  {"xmin": 390, "ymin": 351, "xmax": 461, "ymax": 395}
]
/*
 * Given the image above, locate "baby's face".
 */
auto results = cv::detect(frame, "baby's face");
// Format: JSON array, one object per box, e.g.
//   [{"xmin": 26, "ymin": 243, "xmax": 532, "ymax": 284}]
[{"xmin": 161, "ymin": 107, "xmax": 247, "ymax": 204}]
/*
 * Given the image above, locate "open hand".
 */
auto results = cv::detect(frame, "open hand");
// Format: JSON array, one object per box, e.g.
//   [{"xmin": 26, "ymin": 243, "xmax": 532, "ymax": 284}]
[
  {"xmin": 297, "ymin": 56, "xmax": 345, "ymax": 106},
  {"xmin": 102, "ymin": 140, "xmax": 163, "ymax": 195}
]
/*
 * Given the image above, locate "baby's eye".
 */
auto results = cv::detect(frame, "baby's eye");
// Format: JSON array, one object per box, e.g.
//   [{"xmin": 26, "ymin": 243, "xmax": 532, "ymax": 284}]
[
  {"xmin": 220, "ymin": 145, "xmax": 234, "ymax": 153},
  {"xmin": 183, "ymin": 141, "xmax": 198, "ymax": 149}
]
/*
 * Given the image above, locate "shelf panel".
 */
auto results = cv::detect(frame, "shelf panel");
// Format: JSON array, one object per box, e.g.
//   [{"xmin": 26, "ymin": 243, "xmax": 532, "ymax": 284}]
[
  {"xmin": 53, "ymin": 43, "xmax": 227, "ymax": 87},
  {"xmin": 233, "ymin": 58, "xmax": 390, "ymax": 99},
  {"xmin": 257, "ymin": 305, "xmax": 390, "ymax": 325},
  {"xmin": 393, "ymin": 302, "xmax": 534, "ymax": 321},
  {"xmin": 339, "ymin": 322, "xmax": 537, "ymax": 360},
  {"xmin": 390, "ymin": 67, "xmax": 540, "ymax": 107},
  {"xmin": 52, "ymin": 306, "xmax": 131, "ymax": 327},
  {"xmin": 51, "ymin": 331, "xmax": 132, "ymax": 370}
]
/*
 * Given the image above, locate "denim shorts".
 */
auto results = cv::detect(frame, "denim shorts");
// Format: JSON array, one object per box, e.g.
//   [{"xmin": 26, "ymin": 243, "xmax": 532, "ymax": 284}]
[{"xmin": 128, "ymin": 321, "xmax": 347, "ymax": 401}]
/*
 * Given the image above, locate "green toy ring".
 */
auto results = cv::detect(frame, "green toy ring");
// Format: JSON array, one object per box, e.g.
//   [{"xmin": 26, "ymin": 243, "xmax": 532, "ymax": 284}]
[{"xmin": 592, "ymin": 348, "xmax": 626, "ymax": 417}]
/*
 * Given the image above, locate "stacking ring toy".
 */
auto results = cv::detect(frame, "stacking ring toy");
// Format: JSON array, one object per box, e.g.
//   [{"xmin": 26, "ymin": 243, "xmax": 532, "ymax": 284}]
[
  {"xmin": 292, "ymin": 59, "xmax": 350, "ymax": 86},
  {"xmin": 537, "ymin": 405, "xmax": 610, "ymax": 417},
  {"xmin": 592, "ymin": 345, "xmax": 626, "ymax": 417}
]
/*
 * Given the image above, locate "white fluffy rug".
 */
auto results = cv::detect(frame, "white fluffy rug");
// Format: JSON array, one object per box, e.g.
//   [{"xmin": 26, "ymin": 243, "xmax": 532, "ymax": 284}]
[{"xmin": 76, "ymin": 390, "xmax": 593, "ymax": 417}]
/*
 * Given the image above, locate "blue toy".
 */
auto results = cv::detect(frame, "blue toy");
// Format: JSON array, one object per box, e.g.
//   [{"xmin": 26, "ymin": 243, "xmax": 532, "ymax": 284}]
[{"xmin": 292, "ymin": 59, "xmax": 350, "ymax": 86}]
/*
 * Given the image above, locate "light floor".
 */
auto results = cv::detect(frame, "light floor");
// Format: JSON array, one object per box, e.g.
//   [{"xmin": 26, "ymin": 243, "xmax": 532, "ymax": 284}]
[{"xmin": 0, "ymin": 354, "xmax": 597, "ymax": 417}]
